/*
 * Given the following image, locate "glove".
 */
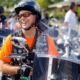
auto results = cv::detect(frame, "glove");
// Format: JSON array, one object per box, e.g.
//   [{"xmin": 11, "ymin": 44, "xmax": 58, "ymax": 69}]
[{"xmin": 17, "ymin": 65, "xmax": 32, "ymax": 77}]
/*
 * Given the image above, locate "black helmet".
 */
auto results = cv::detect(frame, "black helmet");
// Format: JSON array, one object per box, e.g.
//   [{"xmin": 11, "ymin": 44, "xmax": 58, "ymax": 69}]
[
  {"xmin": 15, "ymin": 1, "xmax": 41, "ymax": 21},
  {"xmin": 0, "ymin": 6, "xmax": 4, "ymax": 14}
]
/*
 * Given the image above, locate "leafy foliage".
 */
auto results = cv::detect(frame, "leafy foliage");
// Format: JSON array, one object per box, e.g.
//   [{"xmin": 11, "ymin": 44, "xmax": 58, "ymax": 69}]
[
  {"xmin": 35, "ymin": 0, "xmax": 63, "ymax": 8},
  {"xmin": 0, "ymin": 0, "xmax": 20, "ymax": 8},
  {"xmin": 0, "ymin": 0, "xmax": 63, "ymax": 9}
]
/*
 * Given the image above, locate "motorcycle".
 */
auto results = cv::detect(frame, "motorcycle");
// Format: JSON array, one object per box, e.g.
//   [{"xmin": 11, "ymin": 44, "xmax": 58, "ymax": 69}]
[{"xmin": 1, "ymin": 26, "xmax": 80, "ymax": 80}]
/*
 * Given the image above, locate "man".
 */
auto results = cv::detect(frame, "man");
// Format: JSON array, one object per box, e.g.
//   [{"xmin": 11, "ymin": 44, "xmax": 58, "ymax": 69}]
[
  {"xmin": 0, "ymin": 1, "xmax": 59, "ymax": 80},
  {"xmin": 64, "ymin": 2, "xmax": 78, "ymax": 38},
  {"xmin": 58, "ymin": 2, "xmax": 79, "ymax": 80}
]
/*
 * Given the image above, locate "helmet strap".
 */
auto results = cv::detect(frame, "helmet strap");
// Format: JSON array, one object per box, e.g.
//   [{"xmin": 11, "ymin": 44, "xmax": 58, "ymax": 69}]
[{"xmin": 24, "ymin": 26, "xmax": 32, "ymax": 30}]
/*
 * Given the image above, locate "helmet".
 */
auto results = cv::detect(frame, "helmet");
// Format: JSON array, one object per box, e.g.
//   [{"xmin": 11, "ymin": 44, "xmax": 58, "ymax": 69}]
[
  {"xmin": 15, "ymin": 1, "xmax": 41, "ymax": 21},
  {"xmin": 0, "ymin": 6, "xmax": 4, "ymax": 14}
]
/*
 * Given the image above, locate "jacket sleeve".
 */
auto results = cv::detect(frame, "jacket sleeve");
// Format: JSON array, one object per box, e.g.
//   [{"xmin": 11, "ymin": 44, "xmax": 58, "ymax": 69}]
[
  {"xmin": 0, "ymin": 35, "xmax": 13, "ymax": 63},
  {"xmin": 47, "ymin": 34, "xmax": 59, "ymax": 56}
]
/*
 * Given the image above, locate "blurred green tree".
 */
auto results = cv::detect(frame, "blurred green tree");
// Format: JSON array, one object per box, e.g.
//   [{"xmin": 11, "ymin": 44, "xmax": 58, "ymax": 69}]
[
  {"xmin": 0, "ymin": 0, "xmax": 20, "ymax": 8},
  {"xmin": 35, "ymin": 0, "xmax": 63, "ymax": 8},
  {"xmin": 0, "ymin": 0, "xmax": 63, "ymax": 9}
]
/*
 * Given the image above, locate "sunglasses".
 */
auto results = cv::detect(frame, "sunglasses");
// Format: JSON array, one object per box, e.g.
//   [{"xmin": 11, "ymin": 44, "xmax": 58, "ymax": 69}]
[{"xmin": 18, "ymin": 12, "xmax": 32, "ymax": 19}]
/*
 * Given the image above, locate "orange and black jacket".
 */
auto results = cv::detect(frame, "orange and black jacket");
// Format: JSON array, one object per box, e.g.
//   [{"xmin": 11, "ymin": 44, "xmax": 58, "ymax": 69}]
[{"xmin": 0, "ymin": 30, "xmax": 59, "ymax": 63}]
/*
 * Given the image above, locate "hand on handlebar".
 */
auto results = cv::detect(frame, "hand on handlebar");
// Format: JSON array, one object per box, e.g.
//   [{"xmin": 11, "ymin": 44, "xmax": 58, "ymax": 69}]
[{"xmin": 17, "ymin": 65, "xmax": 32, "ymax": 77}]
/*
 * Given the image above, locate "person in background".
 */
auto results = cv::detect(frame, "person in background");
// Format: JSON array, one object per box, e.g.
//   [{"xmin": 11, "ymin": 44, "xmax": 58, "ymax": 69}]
[
  {"xmin": 58, "ymin": 2, "xmax": 79, "ymax": 80},
  {"xmin": 0, "ymin": 6, "xmax": 6, "ymax": 28},
  {"xmin": 64, "ymin": 2, "xmax": 78, "ymax": 38},
  {"xmin": 6, "ymin": 12, "xmax": 21, "ymax": 31},
  {"xmin": 7, "ymin": 11, "xmax": 18, "ymax": 30}
]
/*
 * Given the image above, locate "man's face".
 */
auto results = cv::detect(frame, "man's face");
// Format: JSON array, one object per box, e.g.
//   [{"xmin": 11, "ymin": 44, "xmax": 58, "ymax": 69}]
[
  {"xmin": 73, "ymin": 5, "xmax": 77, "ymax": 12},
  {"xmin": 18, "ymin": 10, "xmax": 36, "ymax": 29}
]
